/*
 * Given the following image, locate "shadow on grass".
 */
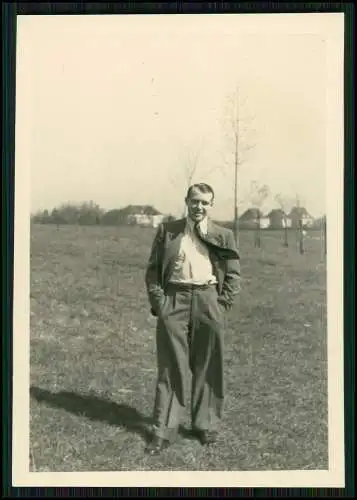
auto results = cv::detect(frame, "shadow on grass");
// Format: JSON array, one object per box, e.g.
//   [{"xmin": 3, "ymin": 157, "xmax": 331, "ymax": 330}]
[
  {"xmin": 30, "ymin": 386, "xmax": 193, "ymax": 442},
  {"xmin": 30, "ymin": 386, "xmax": 153, "ymax": 442}
]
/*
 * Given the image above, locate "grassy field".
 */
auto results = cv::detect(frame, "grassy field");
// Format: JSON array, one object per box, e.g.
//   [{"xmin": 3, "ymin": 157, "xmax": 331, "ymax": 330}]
[{"xmin": 29, "ymin": 224, "xmax": 328, "ymax": 472}]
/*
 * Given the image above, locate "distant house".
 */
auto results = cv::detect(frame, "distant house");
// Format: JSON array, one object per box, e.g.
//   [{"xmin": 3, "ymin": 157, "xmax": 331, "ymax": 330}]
[
  {"xmin": 259, "ymin": 216, "xmax": 270, "ymax": 229},
  {"xmin": 239, "ymin": 208, "xmax": 263, "ymax": 229},
  {"xmin": 240, "ymin": 208, "xmax": 270, "ymax": 229},
  {"xmin": 101, "ymin": 205, "xmax": 165, "ymax": 227},
  {"xmin": 120, "ymin": 204, "xmax": 160, "ymax": 216},
  {"xmin": 127, "ymin": 213, "xmax": 165, "ymax": 228},
  {"xmin": 267, "ymin": 208, "xmax": 292, "ymax": 229},
  {"xmin": 123, "ymin": 205, "xmax": 165, "ymax": 228},
  {"xmin": 289, "ymin": 207, "xmax": 314, "ymax": 229}
]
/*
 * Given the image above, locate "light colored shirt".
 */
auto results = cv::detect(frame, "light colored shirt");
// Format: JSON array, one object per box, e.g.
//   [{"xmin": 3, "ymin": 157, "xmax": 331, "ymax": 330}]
[{"xmin": 169, "ymin": 217, "xmax": 217, "ymax": 285}]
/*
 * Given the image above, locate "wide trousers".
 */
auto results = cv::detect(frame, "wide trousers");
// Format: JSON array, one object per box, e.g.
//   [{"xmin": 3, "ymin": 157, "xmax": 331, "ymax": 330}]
[{"xmin": 152, "ymin": 283, "xmax": 226, "ymax": 441}]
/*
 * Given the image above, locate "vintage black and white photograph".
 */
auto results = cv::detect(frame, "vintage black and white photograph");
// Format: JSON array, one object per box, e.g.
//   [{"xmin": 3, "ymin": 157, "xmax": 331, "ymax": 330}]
[{"xmin": 13, "ymin": 12, "xmax": 345, "ymax": 487}]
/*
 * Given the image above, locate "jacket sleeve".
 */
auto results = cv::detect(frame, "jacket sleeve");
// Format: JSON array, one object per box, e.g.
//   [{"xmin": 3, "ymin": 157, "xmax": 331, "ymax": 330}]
[
  {"xmin": 218, "ymin": 230, "xmax": 241, "ymax": 310},
  {"xmin": 145, "ymin": 223, "xmax": 165, "ymax": 316}
]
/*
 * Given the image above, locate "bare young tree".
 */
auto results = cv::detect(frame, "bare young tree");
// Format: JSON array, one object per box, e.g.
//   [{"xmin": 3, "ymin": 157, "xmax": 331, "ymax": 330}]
[
  {"xmin": 250, "ymin": 181, "xmax": 270, "ymax": 248},
  {"xmin": 169, "ymin": 140, "xmax": 205, "ymax": 217},
  {"xmin": 294, "ymin": 193, "xmax": 306, "ymax": 254},
  {"xmin": 274, "ymin": 193, "xmax": 295, "ymax": 247},
  {"xmin": 222, "ymin": 84, "xmax": 256, "ymax": 245}
]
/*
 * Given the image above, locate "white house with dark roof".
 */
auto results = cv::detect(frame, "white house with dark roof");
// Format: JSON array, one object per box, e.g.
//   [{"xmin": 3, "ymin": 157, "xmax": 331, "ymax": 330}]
[
  {"xmin": 122, "ymin": 205, "xmax": 165, "ymax": 228},
  {"xmin": 288, "ymin": 207, "xmax": 314, "ymax": 228}
]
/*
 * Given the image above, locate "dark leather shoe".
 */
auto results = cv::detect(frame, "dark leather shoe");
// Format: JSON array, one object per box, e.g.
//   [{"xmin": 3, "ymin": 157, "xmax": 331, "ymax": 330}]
[
  {"xmin": 144, "ymin": 436, "xmax": 170, "ymax": 455},
  {"xmin": 193, "ymin": 429, "xmax": 218, "ymax": 445}
]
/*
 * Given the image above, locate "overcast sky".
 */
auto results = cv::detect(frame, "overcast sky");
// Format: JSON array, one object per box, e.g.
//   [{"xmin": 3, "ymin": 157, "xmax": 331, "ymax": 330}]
[{"xmin": 17, "ymin": 14, "xmax": 343, "ymax": 220}]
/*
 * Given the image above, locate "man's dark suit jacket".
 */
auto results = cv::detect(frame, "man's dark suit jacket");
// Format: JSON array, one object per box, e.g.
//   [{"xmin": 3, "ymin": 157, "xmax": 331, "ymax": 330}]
[{"xmin": 145, "ymin": 217, "xmax": 241, "ymax": 317}]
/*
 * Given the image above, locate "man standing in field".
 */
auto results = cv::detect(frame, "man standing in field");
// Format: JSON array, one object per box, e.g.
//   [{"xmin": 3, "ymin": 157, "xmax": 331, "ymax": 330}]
[{"xmin": 144, "ymin": 183, "xmax": 241, "ymax": 455}]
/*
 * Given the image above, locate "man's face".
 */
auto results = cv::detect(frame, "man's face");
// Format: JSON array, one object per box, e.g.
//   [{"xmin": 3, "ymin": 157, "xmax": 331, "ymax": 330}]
[{"xmin": 185, "ymin": 188, "xmax": 214, "ymax": 223}]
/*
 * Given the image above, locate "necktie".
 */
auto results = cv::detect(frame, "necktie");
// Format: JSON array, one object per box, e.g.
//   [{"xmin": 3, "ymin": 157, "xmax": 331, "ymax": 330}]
[{"xmin": 194, "ymin": 222, "xmax": 205, "ymax": 241}]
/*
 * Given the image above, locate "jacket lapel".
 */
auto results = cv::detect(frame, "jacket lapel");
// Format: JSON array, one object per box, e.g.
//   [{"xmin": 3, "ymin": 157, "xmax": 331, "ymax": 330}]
[
  {"xmin": 162, "ymin": 219, "xmax": 186, "ymax": 283},
  {"xmin": 204, "ymin": 219, "xmax": 240, "ymax": 260},
  {"xmin": 205, "ymin": 219, "xmax": 225, "ymax": 247}
]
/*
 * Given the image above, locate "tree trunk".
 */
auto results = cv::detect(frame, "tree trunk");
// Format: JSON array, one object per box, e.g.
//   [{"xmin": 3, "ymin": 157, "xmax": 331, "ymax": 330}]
[
  {"xmin": 255, "ymin": 215, "xmax": 261, "ymax": 248},
  {"xmin": 283, "ymin": 219, "xmax": 288, "ymax": 247},
  {"xmin": 298, "ymin": 218, "xmax": 305, "ymax": 254}
]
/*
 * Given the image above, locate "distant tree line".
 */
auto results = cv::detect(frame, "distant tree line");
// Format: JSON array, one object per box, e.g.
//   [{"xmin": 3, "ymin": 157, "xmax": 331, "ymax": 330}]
[
  {"xmin": 31, "ymin": 201, "xmax": 175, "ymax": 227},
  {"xmin": 31, "ymin": 200, "xmax": 326, "ymax": 230},
  {"xmin": 32, "ymin": 202, "xmax": 104, "ymax": 226},
  {"xmin": 32, "ymin": 200, "xmax": 326, "ymax": 255}
]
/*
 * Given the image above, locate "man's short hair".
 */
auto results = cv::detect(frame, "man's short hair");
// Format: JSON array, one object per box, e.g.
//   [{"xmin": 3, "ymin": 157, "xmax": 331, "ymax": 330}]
[{"xmin": 186, "ymin": 183, "xmax": 215, "ymax": 201}]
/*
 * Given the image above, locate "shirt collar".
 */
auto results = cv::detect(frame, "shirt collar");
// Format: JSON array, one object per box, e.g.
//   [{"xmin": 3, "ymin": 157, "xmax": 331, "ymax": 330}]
[{"xmin": 186, "ymin": 216, "xmax": 208, "ymax": 235}]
